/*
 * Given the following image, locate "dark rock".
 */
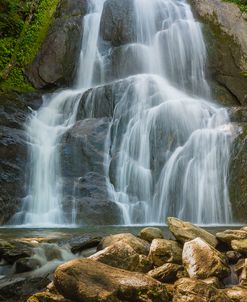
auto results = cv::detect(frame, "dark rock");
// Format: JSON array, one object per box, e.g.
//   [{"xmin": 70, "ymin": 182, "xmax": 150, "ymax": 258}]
[
  {"xmin": 15, "ymin": 257, "xmax": 41, "ymax": 274},
  {"xmin": 0, "ymin": 276, "xmax": 50, "ymax": 302},
  {"xmin": 25, "ymin": 0, "xmax": 88, "ymax": 89},
  {"xmin": 228, "ymin": 107, "xmax": 247, "ymax": 123},
  {"xmin": 0, "ymin": 239, "xmax": 33, "ymax": 264},
  {"xmin": 148, "ymin": 263, "xmax": 185, "ymax": 283},
  {"xmin": 65, "ymin": 234, "xmax": 102, "ymax": 254},
  {"xmin": 190, "ymin": 0, "xmax": 247, "ymax": 105},
  {"xmin": 100, "ymin": 0, "xmax": 136, "ymax": 46}
]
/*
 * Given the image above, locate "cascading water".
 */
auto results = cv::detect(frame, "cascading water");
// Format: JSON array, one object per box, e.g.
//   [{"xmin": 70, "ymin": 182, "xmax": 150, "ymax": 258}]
[
  {"xmin": 101, "ymin": 0, "xmax": 233, "ymax": 225},
  {"xmin": 12, "ymin": 0, "xmax": 233, "ymax": 226},
  {"xmin": 12, "ymin": 0, "xmax": 106, "ymax": 226}
]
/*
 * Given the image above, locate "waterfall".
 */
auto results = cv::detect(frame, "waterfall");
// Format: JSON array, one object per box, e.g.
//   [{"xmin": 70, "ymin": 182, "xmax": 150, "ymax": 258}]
[
  {"xmin": 12, "ymin": 0, "xmax": 233, "ymax": 226},
  {"xmin": 12, "ymin": 0, "xmax": 106, "ymax": 226}
]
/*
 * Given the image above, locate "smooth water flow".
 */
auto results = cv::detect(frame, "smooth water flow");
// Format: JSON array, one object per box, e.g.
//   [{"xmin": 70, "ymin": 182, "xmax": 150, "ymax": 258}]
[{"xmin": 12, "ymin": 0, "xmax": 233, "ymax": 226}]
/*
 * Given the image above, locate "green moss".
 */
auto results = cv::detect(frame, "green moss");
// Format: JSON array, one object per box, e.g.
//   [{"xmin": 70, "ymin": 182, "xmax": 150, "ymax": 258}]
[
  {"xmin": 224, "ymin": 0, "xmax": 247, "ymax": 12},
  {"xmin": 0, "ymin": 0, "xmax": 59, "ymax": 92}
]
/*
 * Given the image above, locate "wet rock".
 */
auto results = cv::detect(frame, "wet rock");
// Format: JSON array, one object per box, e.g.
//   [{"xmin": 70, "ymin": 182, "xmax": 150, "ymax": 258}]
[
  {"xmin": 216, "ymin": 230, "xmax": 247, "ymax": 246},
  {"xmin": 148, "ymin": 263, "xmax": 185, "ymax": 283},
  {"xmin": 190, "ymin": 0, "xmax": 247, "ymax": 105},
  {"xmin": 90, "ymin": 241, "xmax": 152, "ymax": 273},
  {"xmin": 173, "ymin": 278, "xmax": 231, "ymax": 302},
  {"xmin": 0, "ymin": 239, "xmax": 33, "ymax": 264},
  {"xmin": 167, "ymin": 217, "xmax": 218, "ymax": 247},
  {"xmin": 182, "ymin": 237, "xmax": 230, "ymax": 279},
  {"xmin": 98, "ymin": 233, "xmax": 150, "ymax": 255},
  {"xmin": 0, "ymin": 276, "xmax": 50, "ymax": 302},
  {"xmin": 54, "ymin": 258, "xmax": 169, "ymax": 302},
  {"xmin": 139, "ymin": 227, "xmax": 164, "ymax": 243},
  {"xmin": 100, "ymin": 0, "xmax": 136, "ymax": 46},
  {"xmin": 232, "ymin": 239, "xmax": 247, "ymax": 255},
  {"xmin": 25, "ymin": 0, "xmax": 88, "ymax": 89},
  {"xmin": 223, "ymin": 286, "xmax": 247, "ymax": 302},
  {"xmin": 15, "ymin": 257, "xmax": 40, "ymax": 273},
  {"xmin": 65, "ymin": 234, "xmax": 102, "ymax": 254},
  {"xmin": 149, "ymin": 239, "xmax": 182, "ymax": 266}
]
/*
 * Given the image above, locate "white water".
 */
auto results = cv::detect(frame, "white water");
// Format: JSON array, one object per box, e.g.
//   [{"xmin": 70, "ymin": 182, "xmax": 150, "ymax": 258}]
[{"xmin": 12, "ymin": 0, "xmax": 233, "ymax": 226}]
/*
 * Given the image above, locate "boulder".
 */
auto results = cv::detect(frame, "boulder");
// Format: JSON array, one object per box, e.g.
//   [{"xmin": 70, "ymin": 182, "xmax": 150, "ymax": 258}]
[
  {"xmin": 100, "ymin": 0, "xmax": 136, "ymax": 46},
  {"xmin": 148, "ymin": 263, "xmax": 186, "ymax": 283},
  {"xmin": 223, "ymin": 286, "xmax": 247, "ymax": 302},
  {"xmin": 64, "ymin": 234, "xmax": 102, "ymax": 254},
  {"xmin": 173, "ymin": 278, "xmax": 231, "ymax": 302},
  {"xmin": 25, "ymin": 0, "xmax": 88, "ymax": 89},
  {"xmin": 182, "ymin": 238, "xmax": 230, "ymax": 279},
  {"xmin": 27, "ymin": 291, "xmax": 72, "ymax": 302},
  {"xmin": 202, "ymin": 277, "xmax": 221, "ymax": 288},
  {"xmin": 190, "ymin": 0, "xmax": 247, "ymax": 105},
  {"xmin": 15, "ymin": 257, "xmax": 41, "ymax": 274},
  {"xmin": 232, "ymin": 239, "xmax": 247, "ymax": 255},
  {"xmin": 0, "ymin": 239, "xmax": 33, "ymax": 264},
  {"xmin": 139, "ymin": 227, "xmax": 164, "ymax": 243},
  {"xmin": 90, "ymin": 242, "xmax": 152, "ymax": 273},
  {"xmin": 98, "ymin": 233, "xmax": 150, "ymax": 255},
  {"xmin": 167, "ymin": 217, "xmax": 217, "ymax": 247},
  {"xmin": 239, "ymin": 259, "xmax": 247, "ymax": 286},
  {"xmin": 226, "ymin": 251, "xmax": 242, "ymax": 264},
  {"xmin": 149, "ymin": 239, "xmax": 182, "ymax": 266},
  {"xmin": 54, "ymin": 258, "xmax": 169, "ymax": 302},
  {"xmin": 216, "ymin": 230, "xmax": 247, "ymax": 245}
]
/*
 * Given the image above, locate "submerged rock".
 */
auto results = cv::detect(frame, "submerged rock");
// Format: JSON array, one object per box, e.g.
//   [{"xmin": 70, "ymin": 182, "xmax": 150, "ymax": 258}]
[
  {"xmin": 148, "ymin": 239, "xmax": 182, "ymax": 266},
  {"xmin": 54, "ymin": 258, "xmax": 169, "ymax": 302},
  {"xmin": 182, "ymin": 237, "xmax": 230, "ymax": 279},
  {"xmin": 173, "ymin": 278, "xmax": 231, "ymax": 302},
  {"xmin": 167, "ymin": 217, "xmax": 218, "ymax": 247}
]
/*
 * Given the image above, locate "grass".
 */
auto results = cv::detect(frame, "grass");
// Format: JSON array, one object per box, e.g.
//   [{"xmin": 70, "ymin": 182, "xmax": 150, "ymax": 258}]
[{"xmin": 0, "ymin": 0, "xmax": 59, "ymax": 92}]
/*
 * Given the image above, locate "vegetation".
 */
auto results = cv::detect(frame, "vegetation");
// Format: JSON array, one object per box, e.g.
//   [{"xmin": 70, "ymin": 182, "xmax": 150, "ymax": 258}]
[
  {"xmin": 225, "ymin": 0, "xmax": 247, "ymax": 11},
  {"xmin": 0, "ymin": 0, "xmax": 59, "ymax": 92}
]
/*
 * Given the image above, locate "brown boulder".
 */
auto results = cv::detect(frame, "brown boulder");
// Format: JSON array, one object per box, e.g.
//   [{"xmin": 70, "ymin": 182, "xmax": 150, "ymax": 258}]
[
  {"xmin": 182, "ymin": 238, "xmax": 230, "ymax": 279},
  {"xmin": 216, "ymin": 230, "xmax": 247, "ymax": 245},
  {"xmin": 232, "ymin": 239, "xmax": 247, "ymax": 255},
  {"xmin": 148, "ymin": 263, "xmax": 186, "ymax": 283},
  {"xmin": 139, "ymin": 227, "xmax": 164, "ymax": 243},
  {"xmin": 167, "ymin": 217, "xmax": 217, "ymax": 247},
  {"xmin": 54, "ymin": 258, "xmax": 169, "ymax": 302},
  {"xmin": 223, "ymin": 286, "xmax": 247, "ymax": 302},
  {"xmin": 149, "ymin": 239, "xmax": 182, "ymax": 266}
]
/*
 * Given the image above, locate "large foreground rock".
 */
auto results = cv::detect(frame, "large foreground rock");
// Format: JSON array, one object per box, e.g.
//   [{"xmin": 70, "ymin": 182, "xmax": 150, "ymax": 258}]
[
  {"xmin": 25, "ymin": 0, "xmax": 88, "ymax": 89},
  {"xmin": 190, "ymin": 0, "xmax": 247, "ymax": 105},
  {"xmin": 182, "ymin": 238, "xmax": 230, "ymax": 279},
  {"xmin": 54, "ymin": 258, "xmax": 169, "ymax": 302},
  {"xmin": 167, "ymin": 217, "xmax": 217, "ymax": 247},
  {"xmin": 173, "ymin": 278, "xmax": 231, "ymax": 302},
  {"xmin": 223, "ymin": 286, "xmax": 247, "ymax": 302},
  {"xmin": 216, "ymin": 229, "xmax": 247, "ymax": 245}
]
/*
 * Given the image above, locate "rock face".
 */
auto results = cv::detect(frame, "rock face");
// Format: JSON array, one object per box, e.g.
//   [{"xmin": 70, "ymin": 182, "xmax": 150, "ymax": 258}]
[
  {"xmin": 173, "ymin": 278, "xmax": 231, "ymax": 302},
  {"xmin": 100, "ymin": 0, "xmax": 136, "ymax": 46},
  {"xmin": 25, "ymin": 0, "xmax": 88, "ymax": 89},
  {"xmin": 149, "ymin": 239, "xmax": 182, "ymax": 266},
  {"xmin": 167, "ymin": 217, "xmax": 218, "ymax": 247},
  {"xmin": 182, "ymin": 238, "xmax": 230, "ymax": 279},
  {"xmin": 54, "ymin": 258, "xmax": 169, "ymax": 302},
  {"xmin": 0, "ymin": 92, "xmax": 42, "ymax": 224},
  {"xmin": 190, "ymin": 0, "xmax": 247, "ymax": 105}
]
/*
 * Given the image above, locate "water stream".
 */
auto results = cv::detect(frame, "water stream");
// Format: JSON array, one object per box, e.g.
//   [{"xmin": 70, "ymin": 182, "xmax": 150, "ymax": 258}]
[{"xmin": 12, "ymin": 0, "xmax": 233, "ymax": 226}]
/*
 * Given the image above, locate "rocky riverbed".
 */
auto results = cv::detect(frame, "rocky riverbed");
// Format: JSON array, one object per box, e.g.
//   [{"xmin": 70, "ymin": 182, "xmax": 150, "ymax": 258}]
[{"xmin": 1, "ymin": 218, "xmax": 247, "ymax": 302}]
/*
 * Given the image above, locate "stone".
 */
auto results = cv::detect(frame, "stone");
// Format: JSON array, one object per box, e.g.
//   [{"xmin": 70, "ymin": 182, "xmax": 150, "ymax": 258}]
[
  {"xmin": 226, "ymin": 251, "xmax": 242, "ymax": 264},
  {"xmin": 139, "ymin": 227, "xmax": 164, "ymax": 243},
  {"xmin": 54, "ymin": 258, "xmax": 169, "ymax": 302},
  {"xmin": 0, "ymin": 239, "xmax": 33, "ymax": 264},
  {"xmin": 65, "ymin": 234, "xmax": 102, "ymax": 254},
  {"xmin": 15, "ymin": 257, "xmax": 41, "ymax": 273},
  {"xmin": 216, "ymin": 230, "xmax": 247, "ymax": 245},
  {"xmin": 25, "ymin": 0, "xmax": 88, "ymax": 89},
  {"xmin": 190, "ymin": 0, "xmax": 247, "ymax": 105},
  {"xmin": 90, "ymin": 242, "xmax": 152, "ymax": 273},
  {"xmin": 239, "ymin": 259, "xmax": 247, "ymax": 286},
  {"xmin": 182, "ymin": 238, "xmax": 230, "ymax": 279},
  {"xmin": 164, "ymin": 283, "xmax": 175, "ymax": 301},
  {"xmin": 27, "ymin": 291, "xmax": 72, "ymax": 302},
  {"xmin": 173, "ymin": 278, "xmax": 231, "ymax": 302},
  {"xmin": 223, "ymin": 286, "xmax": 247, "ymax": 302},
  {"xmin": 98, "ymin": 233, "xmax": 150, "ymax": 255},
  {"xmin": 149, "ymin": 239, "xmax": 182, "ymax": 266},
  {"xmin": 232, "ymin": 239, "xmax": 247, "ymax": 255},
  {"xmin": 100, "ymin": 0, "xmax": 136, "ymax": 46},
  {"xmin": 202, "ymin": 277, "xmax": 221, "ymax": 288},
  {"xmin": 167, "ymin": 217, "xmax": 218, "ymax": 247},
  {"xmin": 148, "ymin": 263, "xmax": 185, "ymax": 283}
]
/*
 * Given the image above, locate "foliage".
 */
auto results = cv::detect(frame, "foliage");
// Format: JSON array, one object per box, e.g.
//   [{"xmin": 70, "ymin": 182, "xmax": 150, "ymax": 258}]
[
  {"xmin": 0, "ymin": 0, "xmax": 59, "ymax": 92},
  {"xmin": 224, "ymin": 0, "xmax": 247, "ymax": 11}
]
